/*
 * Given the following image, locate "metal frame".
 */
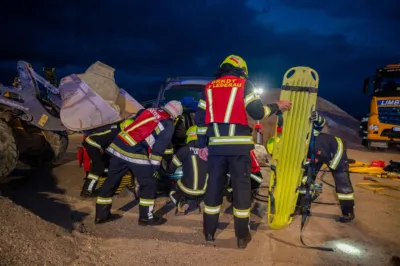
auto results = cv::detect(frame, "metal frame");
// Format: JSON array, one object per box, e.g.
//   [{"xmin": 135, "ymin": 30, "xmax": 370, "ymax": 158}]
[{"xmin": 0, "ymin": 61, "xmax": 66, "ymax": 131}]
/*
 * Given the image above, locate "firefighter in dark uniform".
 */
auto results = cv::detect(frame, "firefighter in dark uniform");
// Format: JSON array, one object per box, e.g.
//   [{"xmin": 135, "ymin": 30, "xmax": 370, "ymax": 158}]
[
  {"xmin": 94, "ymin": 100, "xmax": 183, "ymax": 225},
  {"xmin": 80, "ymin": 118, "xmax": 134, "ymax": 197},
  {"xmin": 194, "ymin": 55, "xmax": 291, "ymax": 248},
  {"xmin": 167, "ymin": 125, "xmax": 208, "ymax": 215},
  {"xmin": 267, "ymin": 111, "xmax": 355, "ymax": 223}
]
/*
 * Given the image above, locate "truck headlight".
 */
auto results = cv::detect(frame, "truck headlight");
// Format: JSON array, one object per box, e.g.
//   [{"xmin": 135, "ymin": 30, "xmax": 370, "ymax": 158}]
[{"xmin": 369, "ymin": 124, "xmax": 379, "ymax": 131}]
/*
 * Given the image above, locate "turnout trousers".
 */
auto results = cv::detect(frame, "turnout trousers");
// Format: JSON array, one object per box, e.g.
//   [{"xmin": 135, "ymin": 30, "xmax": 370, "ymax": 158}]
[
  {"xmin": 81, "ymin": 143, "xmax": 109, "ymax": 194},
  {"xmin": 300, "ymin": 135, "xmax": 355, "ymax": 217},
  {"xmin": 203, "ymin": 154, "xmax": 252, "ymax": 239},
  {"xmin": 95, "ymin": 155, "xmax": 157, "ymax": 221}
]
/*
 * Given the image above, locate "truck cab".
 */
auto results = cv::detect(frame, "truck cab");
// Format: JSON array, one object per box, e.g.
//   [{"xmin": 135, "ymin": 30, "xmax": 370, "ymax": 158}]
[{"xmin": 363, "ymin": 64, "xmax": 400, "ymax": 150}]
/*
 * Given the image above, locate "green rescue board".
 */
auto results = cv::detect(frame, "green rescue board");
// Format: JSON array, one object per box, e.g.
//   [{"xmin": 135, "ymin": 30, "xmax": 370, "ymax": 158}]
[{"xmin": 267, "ymin": 66, "xmax": 319, "ymax": 230}]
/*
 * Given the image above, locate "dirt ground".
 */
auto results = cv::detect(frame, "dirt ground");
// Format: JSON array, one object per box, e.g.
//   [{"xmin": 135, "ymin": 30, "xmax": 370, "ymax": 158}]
[{"xmin": 1, "ymin": 134, "xmax": 400, "ymax": 266}]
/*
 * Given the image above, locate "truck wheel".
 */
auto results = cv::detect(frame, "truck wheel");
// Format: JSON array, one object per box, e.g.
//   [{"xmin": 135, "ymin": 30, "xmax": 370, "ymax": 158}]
[
  {"xmin": 19, "ymin": 131, "xmax": 69, "ymax": 167},
  {"xmin": 0, "ymin": 120, "xmax": 18, "ymax": 180}
]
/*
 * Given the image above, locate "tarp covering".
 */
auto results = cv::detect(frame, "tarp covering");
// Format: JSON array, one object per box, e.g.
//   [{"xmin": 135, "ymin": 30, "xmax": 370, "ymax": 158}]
[{"xmin": 59, "ymin": 61, "xmax": 143, "ymax": 131}]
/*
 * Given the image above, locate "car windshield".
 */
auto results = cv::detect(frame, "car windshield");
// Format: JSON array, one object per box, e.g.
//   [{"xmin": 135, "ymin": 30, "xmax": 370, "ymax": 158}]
[
  {"xmin": 374, "ymin": 77, "xmax": 400, "ymax": 97},
  {"xmin": 162, "ymin": 85, "xmax": 205, "ymax": 110}
]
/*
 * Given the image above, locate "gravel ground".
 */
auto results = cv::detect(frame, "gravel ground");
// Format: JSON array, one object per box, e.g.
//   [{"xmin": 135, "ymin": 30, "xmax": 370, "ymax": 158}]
[{"xmin": 0, "ymin": 135, "xmax": 400, "ymax": 266}]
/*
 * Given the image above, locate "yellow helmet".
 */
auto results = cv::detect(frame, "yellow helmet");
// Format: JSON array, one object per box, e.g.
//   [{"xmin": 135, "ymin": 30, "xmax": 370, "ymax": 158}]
[
  {"xmin": 186, "ymin": 125, "xmax": 198, "ymax": 144},
  {"xmin": 220, "ymin": 55, "xmax": 248, "ymax": 78},
  {"xmin": 120, "ymin": 118, "xmax": 134, "ymax": 131},
  {"xmin": 266, "ymin": 137, "xmax": 280, "ymax": 155}
]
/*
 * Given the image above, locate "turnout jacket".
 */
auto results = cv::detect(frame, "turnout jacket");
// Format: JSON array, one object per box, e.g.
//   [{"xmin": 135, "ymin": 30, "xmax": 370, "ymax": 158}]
[
  {"xmin": 83, "ymin": 123, "xmax": 122, "ymax": 151},
  {"xmin": 195, "ymin": 72, "xmax": 279, "ymax": 155},
  {"xmin": 310, "ymin": 113, "xmax": 345, "ymax": 171},
  {"xmin": 167, "ymin": 142, "xmax": 208, "ymax": 196},
  {"xmin": 106, "ymin": 108, "xmax": 175, "ymax": 169}
]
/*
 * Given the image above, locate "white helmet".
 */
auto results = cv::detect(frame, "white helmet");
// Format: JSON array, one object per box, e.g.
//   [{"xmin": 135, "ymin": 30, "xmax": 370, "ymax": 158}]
[{"xmin": 163, "ymin": 100, "xmax": 183, "ymax": 118}]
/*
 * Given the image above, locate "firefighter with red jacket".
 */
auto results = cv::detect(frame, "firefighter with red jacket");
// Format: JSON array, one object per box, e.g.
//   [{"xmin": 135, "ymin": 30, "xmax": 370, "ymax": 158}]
[
  {"xmin": 95, "ymin": 101, "xmax": 183, "ymax": 225},
  {"xmin": 195, "ymin": 55, "xmax": 291, "ymax": 248}
]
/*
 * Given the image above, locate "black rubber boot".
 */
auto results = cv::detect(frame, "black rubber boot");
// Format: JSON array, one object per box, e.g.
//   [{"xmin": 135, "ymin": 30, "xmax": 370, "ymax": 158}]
[
  {"xmin": 138, "ymin": 215, "xmax": 167, "ymax": 226},
  {"xmin": 337, "ymin": 214, "xmax": 354, "ymax": 223},
  {"xmin": 175, "ymin": 198, "xmax": 189, "ymax": 216},
  {"xmin": 204, "ymin": 233, "xmax": 215, "ymax": 242},
  {"xmin": 95, "ymin": 213, "xmax": 122, "ymax": 224},
  {"xmin": 337, "ymin": 200, "xmax": 355, "ymax": 223},
  {"xmin": 237, "ymin": 234, "xmax": 252, "ymax": 249},
  {"xmin": 80, "ymin": 178, "xmax": 97, "ymax": 198}
]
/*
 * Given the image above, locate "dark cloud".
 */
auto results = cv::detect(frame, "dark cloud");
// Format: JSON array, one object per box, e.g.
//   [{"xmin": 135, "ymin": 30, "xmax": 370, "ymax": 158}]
[
  {"xmin": 279, "ymin": 0, "xmax": 400, "ymax": 21},
  {"xmin": 0, "ymin": 0, "xmax": 399, "ymax": 118}
]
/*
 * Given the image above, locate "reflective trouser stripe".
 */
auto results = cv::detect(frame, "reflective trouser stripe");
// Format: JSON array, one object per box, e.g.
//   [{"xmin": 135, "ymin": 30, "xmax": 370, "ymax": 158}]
[
  {"xmin": 204, "ymin": 205, "xmax": 221, "ymax": 215},
  {"xmin": 250, "ymin": 173, "xmax": 262, "ymax": 183},
  {"xmin": 337, "ymin": 193, "xmax": 354, "ymax": 200},
  {"xmin": 96, "ymin": 197, "xmax": 112, "ymax": 205},
  {"xmin": 169, "ymin": 191, "xmax": 177, "ymax": 204},
  {"xmin": 177, "ymin": 180, "xmax": 205, "ymax": 196},
  {"xmin": 209, "ymin": 136, "xmax": 254, "ymax": 145},
  {"xmin": 139, "ymin": 198, "xmax": 155, "ymax": 206},
  {"xmin": 330, "ymin": 137, "xmax": 344, "ymax": 170},
  {"xmin": 87, "ymin": 173, "xmax": 99, "ymax": 180},
  {"xmin": 233, "ymin": 207, "xmax": 251, "ymax": 218},
  {"xmin": 164, "ymin": 148, "xmax": 174, "ymax": 155}
]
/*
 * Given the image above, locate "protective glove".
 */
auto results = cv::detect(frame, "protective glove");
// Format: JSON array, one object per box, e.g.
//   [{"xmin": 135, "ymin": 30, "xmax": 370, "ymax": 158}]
[
  {"xmin": 198, "ymin": 147, "xmax": 208, "ymax": 161},
  {"xmin": 310, "ymin": 111, "xmax": 320, "ymax": 122}
]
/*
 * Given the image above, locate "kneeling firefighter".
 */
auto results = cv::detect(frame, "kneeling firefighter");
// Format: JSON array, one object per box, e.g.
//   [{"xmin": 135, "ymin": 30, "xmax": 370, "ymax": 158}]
[
  {"xmin": 95, "ymin": 101, "xmax": 183, "ymax": 225},
  {"xmin": 80, "ymin": 118, "xmax": 135, "ymax": 197},
  {"xmin": 167, "ymin": 125, "xmax": 208, "ymax": 215},
  {"xmin": 195, "ymin": 54, "xmax": 291, "ymax": 248},
  {"xmin": 225, "ymin": 148, "xmax": 264, "ymax": 202},
  {"xmin": 266, "ymin": 111, "xmax": 355, "ymax": 223}
]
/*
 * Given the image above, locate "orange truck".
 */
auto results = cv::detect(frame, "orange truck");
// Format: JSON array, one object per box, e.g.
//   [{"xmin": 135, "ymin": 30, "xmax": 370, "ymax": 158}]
[{"xmin": 362, "ymin": 64, "xmax": 400, "ymax": 150}]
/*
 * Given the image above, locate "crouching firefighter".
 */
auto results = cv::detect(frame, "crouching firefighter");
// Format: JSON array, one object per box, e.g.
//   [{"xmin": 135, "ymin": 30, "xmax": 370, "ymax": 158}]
[
  {"xmin": 195, "ymin": 54, "xmax": 291, "ymax": 248},
  {"xmin": 225, "ymin": 149, "xmax": 264, "ymax": 202},
  {"xmin": 267, "ymin": 111, "xmax": 355, "ymax": 223},
  {"xmin": 95, "ymin": 100, "xmax": 183, "ymax": 225},
  {"xmin": 80, "ymin": 118, "xmax": 134, "ymax": 197},
  {"xmin": 167, "ymin": 125, "xmax": 208, "ymax": 215}
]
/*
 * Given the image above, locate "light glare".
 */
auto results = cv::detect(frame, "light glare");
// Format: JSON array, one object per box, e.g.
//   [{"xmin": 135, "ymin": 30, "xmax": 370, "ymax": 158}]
[{"xmin": 335, "ymin": 243, "xmax": 362, "ymax": 256}]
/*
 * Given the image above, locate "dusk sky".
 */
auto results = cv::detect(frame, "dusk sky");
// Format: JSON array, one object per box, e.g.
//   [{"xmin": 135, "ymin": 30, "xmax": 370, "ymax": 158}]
[{"xmin": 1, "ymin": 0, "xmax": 399, "ymax": 119}]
